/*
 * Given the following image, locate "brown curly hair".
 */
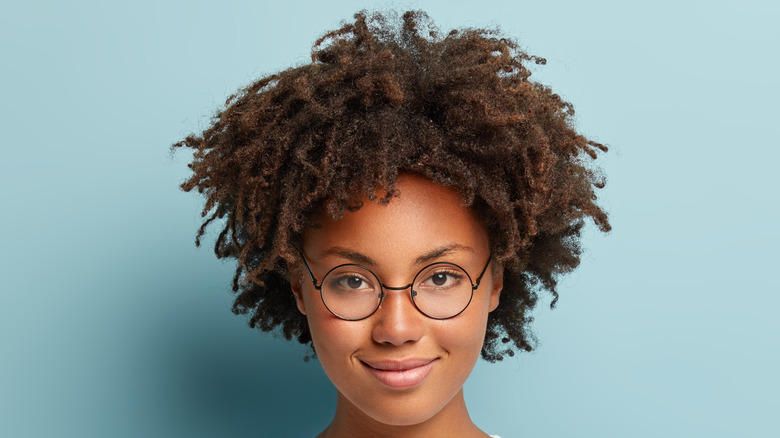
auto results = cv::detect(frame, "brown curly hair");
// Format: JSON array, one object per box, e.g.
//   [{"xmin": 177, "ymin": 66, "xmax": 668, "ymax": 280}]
[{"xmin": 173, "ymin": 10, "xmax": 610, "ymax": 361}]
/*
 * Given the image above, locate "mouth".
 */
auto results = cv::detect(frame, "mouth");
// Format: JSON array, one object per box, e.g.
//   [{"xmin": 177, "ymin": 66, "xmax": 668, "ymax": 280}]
[{"xmin": 361, "ymin": 358, "xmax": 438, "ymax": 389}]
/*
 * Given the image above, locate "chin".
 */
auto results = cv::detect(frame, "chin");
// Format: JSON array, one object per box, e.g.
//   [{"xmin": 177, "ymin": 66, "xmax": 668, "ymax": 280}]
[{"xmin": 338, "ymin": 385, "xmax": 459, "ymax": 429}]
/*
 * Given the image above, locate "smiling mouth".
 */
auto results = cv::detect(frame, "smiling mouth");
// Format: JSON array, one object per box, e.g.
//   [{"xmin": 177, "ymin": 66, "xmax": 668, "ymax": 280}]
[{"xmin": 361, "ymin": 358, "xmax": 438, "ymax": 388}]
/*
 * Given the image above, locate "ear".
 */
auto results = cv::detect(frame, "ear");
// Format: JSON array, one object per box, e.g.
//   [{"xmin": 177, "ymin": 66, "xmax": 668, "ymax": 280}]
[
  {"xmin": 288, "ymin": 264, "xmax": 308, "ymax": 316},
  {"xmin": 488, "ymin": 264, "xmax": 503, "ymax": 312},
  {"xmin": 291, "ymin": 281, "xmax": 307, "ymax": 315}
]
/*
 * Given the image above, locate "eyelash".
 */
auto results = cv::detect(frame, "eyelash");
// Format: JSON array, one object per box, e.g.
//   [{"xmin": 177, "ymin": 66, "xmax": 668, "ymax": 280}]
[
  {"xmin": 330, "ymin": 273, "xmax": 374, "ymax": 291},
  {"xmin": 420, "ymin": 269, "xmax": 464, "ymax": 288}
]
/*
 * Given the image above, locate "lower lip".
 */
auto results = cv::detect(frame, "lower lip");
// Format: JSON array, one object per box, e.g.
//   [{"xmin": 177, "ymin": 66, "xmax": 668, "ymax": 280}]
[{"xmin": 363, "ymin": 360, "xmax": 437, "ymax": 389}]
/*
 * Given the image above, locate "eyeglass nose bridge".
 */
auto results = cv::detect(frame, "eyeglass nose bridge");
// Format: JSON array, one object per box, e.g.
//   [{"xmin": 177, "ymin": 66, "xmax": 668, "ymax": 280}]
[
  {"xmin": 381, "ymin": 284, "xmax": 412, "ymax": 290},
  {"xmin": 377, "ymin": 282, "xmax": 417, "ymax": 300}
]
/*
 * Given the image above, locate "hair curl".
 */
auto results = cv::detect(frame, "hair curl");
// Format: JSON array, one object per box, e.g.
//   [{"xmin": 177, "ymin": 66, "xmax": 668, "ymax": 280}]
[{"xmin": 173, "ymin": 10, "xmax": 610, "ymax": 361}]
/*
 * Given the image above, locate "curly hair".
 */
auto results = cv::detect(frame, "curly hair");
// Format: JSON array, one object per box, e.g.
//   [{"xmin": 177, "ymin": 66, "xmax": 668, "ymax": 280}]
[{"xmin": 173, "ymin": 10, "xmax": 610, "ymax": 361}]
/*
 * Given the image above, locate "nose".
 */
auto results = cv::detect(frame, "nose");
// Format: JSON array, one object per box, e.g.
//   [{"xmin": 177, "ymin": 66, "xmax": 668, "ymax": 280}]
[{"xmin": 370, "ymin": 286, "xmax": 425, "ymax": 346}]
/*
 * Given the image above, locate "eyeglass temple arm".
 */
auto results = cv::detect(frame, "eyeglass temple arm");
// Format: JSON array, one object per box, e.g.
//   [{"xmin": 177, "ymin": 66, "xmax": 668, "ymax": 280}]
[
  {"xmin": 300, "ymin": 254, "xmax": 321, "ymax": 289},
  {"xmin": 473, "ymin": 254, "xmax": 493, "ymax": 289}
]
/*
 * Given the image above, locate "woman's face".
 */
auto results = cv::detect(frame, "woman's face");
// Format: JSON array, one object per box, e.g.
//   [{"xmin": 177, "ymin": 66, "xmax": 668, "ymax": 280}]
[{"xmin": 292, "ymin": 174, "xmax": 502, "ymax": 427}]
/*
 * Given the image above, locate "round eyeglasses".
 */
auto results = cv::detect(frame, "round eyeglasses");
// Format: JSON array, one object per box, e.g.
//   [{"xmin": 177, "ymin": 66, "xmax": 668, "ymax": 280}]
[{"xmin": 300, "ymin": 253, "xmax": 492, "ymax": 321}]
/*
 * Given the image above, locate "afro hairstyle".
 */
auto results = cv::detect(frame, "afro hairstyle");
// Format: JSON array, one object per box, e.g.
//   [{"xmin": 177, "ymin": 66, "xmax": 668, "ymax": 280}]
[{"xmin": 173, "ymin": 10, "xmax": 611, "ymax": 361}]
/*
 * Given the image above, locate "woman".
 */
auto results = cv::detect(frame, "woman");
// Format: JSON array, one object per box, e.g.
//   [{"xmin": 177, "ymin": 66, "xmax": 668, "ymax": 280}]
[{"xmin": 174, "ymin": 10, "xmax": 610, "ymax": 437}]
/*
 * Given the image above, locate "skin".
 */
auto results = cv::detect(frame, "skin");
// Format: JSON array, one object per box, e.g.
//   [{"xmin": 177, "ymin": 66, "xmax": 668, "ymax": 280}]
[{"xmin": 291, "ymin": 174, "xmax": 503, "ymax": 438}]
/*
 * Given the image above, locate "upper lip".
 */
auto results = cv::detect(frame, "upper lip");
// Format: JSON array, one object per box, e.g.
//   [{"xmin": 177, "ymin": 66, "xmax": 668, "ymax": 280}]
[{"xmin": 361, "ymin": 358, "xmax": 437, "ymax": 371}]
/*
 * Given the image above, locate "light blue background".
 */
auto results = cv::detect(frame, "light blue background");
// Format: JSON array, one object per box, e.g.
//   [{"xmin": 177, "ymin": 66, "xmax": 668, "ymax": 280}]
[{"xmin": 1, "ymin": 1, "xmax": 778, "ymax": 437}]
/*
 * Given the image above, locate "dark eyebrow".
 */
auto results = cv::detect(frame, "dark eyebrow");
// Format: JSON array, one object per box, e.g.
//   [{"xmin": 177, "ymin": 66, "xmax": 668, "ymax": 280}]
[
  {"xmin": 321, "ymin": 244, "xmax": 475, "ymax": 267},
  {"xmin": 413, "ymin": 244, "xmax": 475, "ymax": 265},
  {"xmin": 322, "ymin": 247, "xmax": 378, "ymax": 266}
]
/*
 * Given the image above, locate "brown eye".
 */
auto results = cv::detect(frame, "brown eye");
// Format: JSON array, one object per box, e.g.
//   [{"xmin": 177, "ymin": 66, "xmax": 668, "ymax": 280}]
[
  {"xmin": 329, "ymin": 274, "xmax": 373, "ymax": 292},
  {"xmin": 346, "ymin": 276, "xmax": 363, "ymax": 289},
  {"xmin": 418, "ymin": 268, "xmax": 464, "ymax": 291}
]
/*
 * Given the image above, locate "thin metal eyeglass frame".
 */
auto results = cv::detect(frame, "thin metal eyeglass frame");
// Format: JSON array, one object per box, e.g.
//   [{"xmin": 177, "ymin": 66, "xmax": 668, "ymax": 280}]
[{"xmin": 300, "ymin": 253, "xmax": 492, "ymax": 321}]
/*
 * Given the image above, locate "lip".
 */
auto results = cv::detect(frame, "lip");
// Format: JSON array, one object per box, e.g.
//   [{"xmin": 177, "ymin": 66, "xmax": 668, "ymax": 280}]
[{"xmin": 361, "ymin": 358, "xmax": 438, "ymax": 388}]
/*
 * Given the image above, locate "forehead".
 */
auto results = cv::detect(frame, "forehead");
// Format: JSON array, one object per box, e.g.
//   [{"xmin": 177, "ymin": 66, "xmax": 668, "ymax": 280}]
[{"xmin": 303, "ymin": 175, "xmax": 489, "ymax": 263}]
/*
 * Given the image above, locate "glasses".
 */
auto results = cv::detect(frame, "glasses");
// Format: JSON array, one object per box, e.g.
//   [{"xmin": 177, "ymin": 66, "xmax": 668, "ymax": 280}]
[{"xmin": 300, "ymin": 253, "xmax": 491, "ymax": 321}]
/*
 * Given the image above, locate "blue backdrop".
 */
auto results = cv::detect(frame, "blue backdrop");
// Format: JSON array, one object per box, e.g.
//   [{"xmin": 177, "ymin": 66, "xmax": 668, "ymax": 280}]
[{"xmin": 1, "ymin": 1, "xmax": 778, "ymax": 436}]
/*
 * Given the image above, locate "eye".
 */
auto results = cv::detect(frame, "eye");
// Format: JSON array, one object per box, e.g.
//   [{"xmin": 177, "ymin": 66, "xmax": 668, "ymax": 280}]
[
  {"xmin": 327, "ymin": 272, "xmax": 376, "ymax": 293},
  {"xmin": 431, "ymin": 272, "xmax": 449, "ymax": 286},
  {"xmin": 419, "ymin": 269, "xmax": 464, "ymax": 290},
  {"xmin": 343, "ymin": 276, "xmax": 365, "ymax": 289}
]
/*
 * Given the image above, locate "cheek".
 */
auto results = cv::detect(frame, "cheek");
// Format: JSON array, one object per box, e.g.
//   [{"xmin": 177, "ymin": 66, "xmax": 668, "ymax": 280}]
[
  {"xmin": 304, "ymin": 302, "xmax": 365, "ymax": 372},
  {"xmin": 309, "ymin": 317, "xmax": 354, "ymax": 355},
  {"xmin": 448, "ymin": 294, "xmax": 493, "ymax": 357},
  {"xmin": 436, "ymin": 301, "xmax": 491, "ymax": 368}
]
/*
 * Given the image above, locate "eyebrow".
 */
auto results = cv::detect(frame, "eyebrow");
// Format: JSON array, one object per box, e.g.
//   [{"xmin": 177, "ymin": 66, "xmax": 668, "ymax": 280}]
[
  {"xmin": 414, "ymin": 244, "xmax": 475, "ymax": 265},
  {"xmin": 322, "ymin": 247, "xmax": 377, "ymax": 266},
  {"xmin": 322, "ymin": 244, "xmax": 475, "ymax": 267}
]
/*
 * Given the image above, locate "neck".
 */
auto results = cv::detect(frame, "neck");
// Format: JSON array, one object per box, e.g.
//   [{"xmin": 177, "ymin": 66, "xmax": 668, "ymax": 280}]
[{"xmin": 317, "ymin": 388, "xmax": 488, "ymax": 438}]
